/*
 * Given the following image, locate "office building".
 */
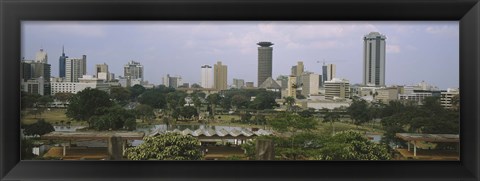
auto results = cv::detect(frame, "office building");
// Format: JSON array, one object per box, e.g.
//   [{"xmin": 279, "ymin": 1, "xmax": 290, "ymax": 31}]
[
  {"xmin": 21, "ymin": 59, "xmax": 51, "ymax": 95},
  {"xmin": 51, "ymin": 75, "xmax": 110, "ymax": 95},
  {"xmin": 35, "ymin": 49, "xmax": 48, "ymax": 64},
  {"xmin": 291, "ymin": 61, "xmax": 304, "ymax": 85},
  {"xmin": 201, "ymin": 65, "xmax": 214, "ymax": 88},
  {"xmin": 363, "ymin": 32, "xmax": 386, "ymax": 86},
  {"xmin": 95, "ymin": 63, "xmax": 109, "ymax": 81},
  {"xmin": 214, "ymin": 61, "xmax": 228, "ymax": 90},
  {"xmin": 325, "ymin": 64, "xmax": 336, "ymax": 81},
  {"xmin": 441, "ymin": 88, "xmax": 459, "ymax": 109},
  {"xmin": 58, "ymin": 46, "xmax": 68, "ymax": 78},
  {"xmin": 301, "ymin": 73, "xmax": 320, "ymax": 96},
  {"xmin": 245, "ymin": 82, "xmax": 254, "ymax": 88},
  {"xmin": 286, "ymin": 75, "xmax": 297, "ymax": 98},
  {"xmin": 324, "ymin": 78, "xmax": 350, "ymax": 100},
  {"xmin": 233, "ymin": 78, "xmax": 245, "ymax": 89},
  {"xmin": 65, "ymin": 55, "xmax": 87, "ymax": 82},
  {"xmin": 257, "ymin": 42, "xmax": 273, "ymax": 86},
  {"xmin": 375, "ymin": 87, "xmax": 401, "ymax": 103},
  {"xmin": 162, "ymin": 74, "xmax": 183, "ymax": 88},
  {"xmin": 124, "ymin": 60, "xmax": 143, "ymax": 81}
]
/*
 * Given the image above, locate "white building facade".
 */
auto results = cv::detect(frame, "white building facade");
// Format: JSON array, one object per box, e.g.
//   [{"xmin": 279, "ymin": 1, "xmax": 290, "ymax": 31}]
[
  {"xmin": 201, "ymin": 65, "xmax": 213, "ymax": 88},
  {"xmin": 50, "ymin": 75, "xmax": 109, "ymax": 95}
]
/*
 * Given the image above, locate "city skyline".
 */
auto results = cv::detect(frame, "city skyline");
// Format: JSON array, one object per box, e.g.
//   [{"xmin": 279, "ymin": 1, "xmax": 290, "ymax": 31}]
[{"xmin": 22, "ymin": 21, "xmax": 459, "ymax": 89}]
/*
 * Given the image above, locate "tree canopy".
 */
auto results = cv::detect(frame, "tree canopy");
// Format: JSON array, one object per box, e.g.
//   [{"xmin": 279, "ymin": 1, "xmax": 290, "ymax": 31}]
[
  {"xmin": 125, "ymin": 133, "xmax": 202, "ymax": 160},
  {"xmin": 66, "ymin": 88, "xmax": 114, "ymax": 123},
  {"xmin": 23, "ymin": 119, "xmax": 55, "ymax": 136},
  {"xmin": 314, "ymin": 131, "xmax": 391, "ymax": 160}
]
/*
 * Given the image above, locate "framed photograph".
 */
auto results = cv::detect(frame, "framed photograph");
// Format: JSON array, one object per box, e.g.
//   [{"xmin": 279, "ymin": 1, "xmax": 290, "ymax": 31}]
[{"xmin": 1, "ymin": 0, "xmax": 479, "ymax": 180}]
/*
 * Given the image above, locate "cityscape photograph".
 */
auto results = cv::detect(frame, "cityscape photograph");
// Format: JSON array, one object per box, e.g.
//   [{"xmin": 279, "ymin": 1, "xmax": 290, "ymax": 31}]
[{"xmin": 20, "ymin": 21, "xmax": 460, "ymax": 161}]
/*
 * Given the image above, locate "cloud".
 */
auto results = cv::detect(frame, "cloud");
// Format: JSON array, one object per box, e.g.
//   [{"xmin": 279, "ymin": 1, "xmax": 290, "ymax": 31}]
[
  {"xmin": 425, "ymin": 25, "xmax": 458, "ymax": 36},
  {"xmin": 387, "ymin": 44, "xmax": 401, "ymax": 53}
]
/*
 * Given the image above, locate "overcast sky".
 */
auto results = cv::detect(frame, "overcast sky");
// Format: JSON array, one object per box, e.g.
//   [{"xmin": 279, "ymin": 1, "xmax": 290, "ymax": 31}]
[{"xmin": 22, "ymin": 21, "xmax": 459, "ymax": 89}]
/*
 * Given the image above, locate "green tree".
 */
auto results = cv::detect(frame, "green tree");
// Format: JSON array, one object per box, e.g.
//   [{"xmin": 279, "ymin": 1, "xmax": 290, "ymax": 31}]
[
  {"xmin": 315, "ymin": 131, "xmax": 391, "ymax": 160},
  {"xmin": 53, "ymin": 92, "xmax": 74, "ymax": 103},
  {"xmin": 66, "ymin": 88, "xmax": 113, "ymax": 126},
  {"xmin": 207, "ymin": 93, "xmax": 221, "ymax": 119},
  {"xmin": 269, "ymin": 113, "xmax": 317, "ymax": 149},
  {"xmin": 191, "ymin": 83, "xmax": 202, "ymax": 88},
  {"xmin": 21, "ymin": 138, "xmax": 36, "ymax": 159},
  {"xmin": 138, "ymin": 90, "xmax": 167, "ymax": 109},
  {"xmin": 134, "ymin": 104, "xmax": 155, "ymax": 123},
  {"xmin": 284, "ymin": 96, "xmax": 296, "ymax": 112},
  {"xmin": 21, "ymin": 92, "xmax": 41, "ymax": 110},
  {"xmin": 231, "ymin": 94, "xmax": 249, "ymax": 109},
  {"xmin": 37, "ymin": 95, "xmax": 54, "ymax": 107},
  {"xmin": 322, "ymin": 108, "xmax": 340, "ymax": 135},
  {"xmin": 299, "ymin": 108, "xmax": 315, "ymax": 118},
  {"xmin": 125, "ymin": 133, "xmax": 202, "ymax": 160},
  {"xmin": 23, "ymin": 119, "xmax": 55, "ymax": 136},
  {"xmin": 110, "ymin": 87, "xmax": 131, "ymax": 106},
  {"xmin": 180, "ymin": 106, "xmax": 198, "ymax": 120},
  {"xmin": 347, "ymin": 98, "xmax": 371, "ymax": 127},
  {"xmin": 90, "ymin": 106, "xmax": 136, "ymax": 131},
  {"xmin": 129, "ymin": 84, "xmax": 146, "ymax": 100},
  {"xmin": 249, "ymin": 91, "xmax": 278, "ymax": 110}
]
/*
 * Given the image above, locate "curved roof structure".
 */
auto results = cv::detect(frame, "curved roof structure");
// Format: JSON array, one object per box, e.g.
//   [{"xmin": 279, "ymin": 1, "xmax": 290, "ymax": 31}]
[{"xmin": 149, "ymin": 127, "xmax": 272, "ymax": 138}]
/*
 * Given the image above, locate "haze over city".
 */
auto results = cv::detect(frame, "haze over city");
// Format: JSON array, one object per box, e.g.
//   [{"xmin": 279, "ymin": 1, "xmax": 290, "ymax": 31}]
[{"xmin": 22, "ymin": 21, "xmax": 459, "ymax": 89}]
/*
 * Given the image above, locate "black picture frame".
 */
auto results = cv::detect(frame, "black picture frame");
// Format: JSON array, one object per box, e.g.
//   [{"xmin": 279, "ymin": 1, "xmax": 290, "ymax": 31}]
[{"xmin": 1, "ymin": 0, "xmax": 479, "ymax": 180}]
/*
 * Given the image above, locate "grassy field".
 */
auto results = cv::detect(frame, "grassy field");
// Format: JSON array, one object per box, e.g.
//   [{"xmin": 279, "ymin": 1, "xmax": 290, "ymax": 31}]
[{"xmin": 21, "ymin": 109, "xmax": 87, "ymax": 126}]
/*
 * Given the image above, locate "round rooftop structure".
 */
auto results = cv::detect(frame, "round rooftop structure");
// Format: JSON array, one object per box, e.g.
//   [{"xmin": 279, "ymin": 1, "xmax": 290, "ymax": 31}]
[{"xmin": 257, "ymin": 41, "xmax": 274, "ymax": 47}]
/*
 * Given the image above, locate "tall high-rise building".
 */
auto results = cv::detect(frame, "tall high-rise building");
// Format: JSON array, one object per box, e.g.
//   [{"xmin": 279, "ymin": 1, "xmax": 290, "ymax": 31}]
[
  {"xmin": 214, "ymin": 61, "xmax": 228, "ymax": 90},
  {"xmin": 21, "ymin": 59, "xmax": 51, "ymax": 95},
  {"xmin": 35, "ymin": 49, "xmax": 48, "ymax": 63},
  {"xmin": 95, "ymin": 63, "xmax": 109, "ymax": 81},
  {"xmin": 124, "ymin": 60, "xmax": 144, "ymax": 81},
  {"xmin": 65, "ymin": 55, "xmax": 87, "ymax": 82},
  {"xmin": 58, "ymin": 46, "xmax": 68, "ymax": 78},
  {"xmin": 301, "ymin": 73, "xmax": 320, "ymax": 96},
  {"xmin": 291, "ymin": 61, "xmax": 304, "ymax": 85},
  {"xmin": 201, "ymin": 65, "xmax": 213, "ymax": 88},
  {"xmin": 257, "ymin": 41, "xmax": 273, "ymax": 86},
  {"xmin": 322, "ymin": 63, "xmax": 327, "ymax": 86},
  {"xmin": 363, "ymin": 32, "xmax": 386, "ymax": 87},
  {"xmin": 326, "ymin": 64, "xmax": 336, "ymax": 81}
]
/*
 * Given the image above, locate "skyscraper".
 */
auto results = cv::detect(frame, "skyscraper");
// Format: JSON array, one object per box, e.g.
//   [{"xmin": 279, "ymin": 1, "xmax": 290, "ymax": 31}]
[
  {"xmin": 363, "ymin": 32, "xmax": 386, "ymax": 87},
  {"xmin": 326, "ymin": 64, "xmax": 336, "ymax": 81},
  {"xmin": 201, "ymin": 65, "xmax": 213, "ymax": 88},
  {"xmin": 65, "ymin": 55, "xmax": 87, "ymax": 82},
  {"xmin": 214, "ymin": 61, "xmax": 228, "ymax": 90},
  {"xmin": 35, "ymin": 49, "xmax": 48, "ymax": 63},
  {"xmin": 257, "ymin": 41, "xmax": 273, "ymax": 86},
  {"xmin": 124, "ymin": 60, "xmax": 144, "ymax": 81},
  {"xmin": 58, "ymin": 46, "xmax": 68, "ymax": 78},
  {"xmin": 291, "ymin": 61, "xmax": 304, "ymax": 85}
]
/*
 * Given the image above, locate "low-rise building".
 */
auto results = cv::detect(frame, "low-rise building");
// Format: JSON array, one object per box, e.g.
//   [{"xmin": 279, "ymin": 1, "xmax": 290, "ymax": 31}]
[
  {"xmin": 324, "ymin": 78, "xmax": 350, "ymax": 100},
  {"xmin": 51, "ymin": 75, "xmax": 110, "ymax": 95},
  {"xmin": 441, "ymin": 88, "xmax": 459, "ymax": 109}
]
